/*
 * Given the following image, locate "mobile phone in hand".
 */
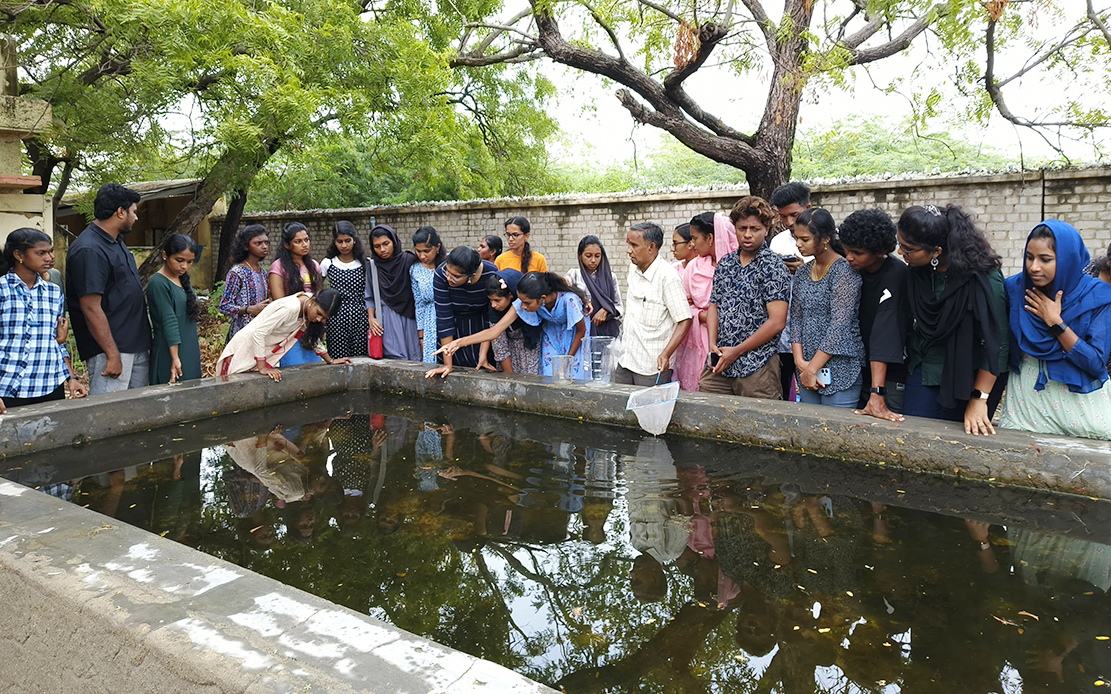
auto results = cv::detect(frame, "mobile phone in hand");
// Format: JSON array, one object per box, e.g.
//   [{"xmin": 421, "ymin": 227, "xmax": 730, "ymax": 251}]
[
  {"xmin": 782, "ymin": 255, "xmax": 800, "ymax": 263},
  {"xmin": 817, "ymin": 367, "xmax": 832, "ymax": 386},
  {"xmin": 707, "ymin": 352, "xmax": 721, "ymax": 369}
]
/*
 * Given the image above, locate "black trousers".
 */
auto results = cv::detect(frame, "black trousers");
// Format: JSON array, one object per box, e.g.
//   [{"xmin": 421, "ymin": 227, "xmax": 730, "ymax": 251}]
[{"xmin": 4, "ymin": 383, "xmax": 66, "ymax": 409}]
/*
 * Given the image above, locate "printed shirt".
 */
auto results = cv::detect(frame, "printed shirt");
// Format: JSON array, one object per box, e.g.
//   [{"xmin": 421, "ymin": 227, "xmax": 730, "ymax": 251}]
[
  {"xmin": 619, "ymin": 255, "xmax": 690, "ymax": 376},
  {"xmin": 710, "ymin": 247, "xmax": 791, "ymax": 378},
  {"xmin": 0, "ymin": 272, "xmax": 69, "ymax": 398},
  {"xmin": 219, "ymin": 263, "xmax": 269, "ymax": 338},
  {"xmin": 790, "ymin": 257, "xmax": 865, "ymax": 395}
]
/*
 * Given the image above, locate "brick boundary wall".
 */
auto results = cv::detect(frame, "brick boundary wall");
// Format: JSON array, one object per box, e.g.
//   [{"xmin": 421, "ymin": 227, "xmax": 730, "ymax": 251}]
[{"xmin": 211, "ymin": 168, "xmax": 1111, "ymax": 288}]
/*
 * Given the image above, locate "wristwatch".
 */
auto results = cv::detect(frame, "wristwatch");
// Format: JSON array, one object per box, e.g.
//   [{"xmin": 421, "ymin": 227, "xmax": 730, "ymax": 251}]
[
  {"xmin": 869, "ymin": 386, "xmax": 887, "ymax": 396},
  {"xmin": 1048, "ymin": 322, "xmax": 1067, "ymax": 337},
  {"xmin": 970, "ymin": 389, "xmax": 990, "ymax": 401}
]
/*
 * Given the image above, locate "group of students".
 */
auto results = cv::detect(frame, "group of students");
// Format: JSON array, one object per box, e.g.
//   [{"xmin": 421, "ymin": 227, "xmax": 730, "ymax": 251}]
[
  {"xmin": 3, "ymin": 182, "xmax": 1111, "ymax": 443},
  {"xmin": 663, "ymin": 182, "xmax": 1111, "ymax": 441}
]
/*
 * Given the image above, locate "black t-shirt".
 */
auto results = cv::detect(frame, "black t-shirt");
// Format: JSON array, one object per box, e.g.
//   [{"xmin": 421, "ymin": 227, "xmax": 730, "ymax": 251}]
[
  {"xmin": 66, "ymin": 223, "xmax": 152, "ymax": 361},
  {"xmin": 857, "ymin": 255, "xmax": 909, "ymax": 382}
]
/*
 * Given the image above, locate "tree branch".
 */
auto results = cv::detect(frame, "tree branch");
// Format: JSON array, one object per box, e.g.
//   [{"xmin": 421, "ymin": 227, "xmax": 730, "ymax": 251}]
[
  {"xmin": 633, "ymin": 0, "xmax": 682, "ymax": 23},
  {"xmin": 1089, "ymin": 0, "xmax": 1111, "ymax": 45},
  {"xmin": 848, "ymin": 5, "xmax": 945, "ymax": 65},
  {"xmin": 738, "ymin": 0, "xmax": 774, "ymax": 53},
  {"xmin": 662, "ymin": 21, "xmax": 754, "ymax": 144},
  {"xmin": 579, "ymin": 0, "xmax": 626, "ymax": 62},
  {"xmin": 997, "ymin": 22, "xmax": 1093, "ymax": 89}
]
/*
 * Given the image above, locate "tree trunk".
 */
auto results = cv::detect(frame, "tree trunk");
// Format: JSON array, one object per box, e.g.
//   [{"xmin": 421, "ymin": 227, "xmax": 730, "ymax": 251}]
[
  {"xmin": 138, "ymin": 142, "xmax": 276, "ymax": 284},
  {"xmin": 215, "ymin": 188, "xmax": 248, "ymax": 283}
]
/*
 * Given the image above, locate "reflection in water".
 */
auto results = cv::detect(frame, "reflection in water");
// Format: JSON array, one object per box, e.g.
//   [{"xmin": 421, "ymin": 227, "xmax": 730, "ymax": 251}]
[{"xmin": 20, "ymin": 405, "xmax": 1111, "ymax": 693}]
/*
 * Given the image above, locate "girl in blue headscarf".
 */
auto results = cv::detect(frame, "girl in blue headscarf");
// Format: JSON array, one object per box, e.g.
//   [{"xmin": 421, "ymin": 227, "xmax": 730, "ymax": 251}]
[{"xmin": 1000, "ymin": 221, "xmax": 1111, "ymax": 440}]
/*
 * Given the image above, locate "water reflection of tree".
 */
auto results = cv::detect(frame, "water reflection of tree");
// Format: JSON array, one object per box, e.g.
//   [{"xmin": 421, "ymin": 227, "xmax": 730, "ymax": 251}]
[{"xmin": 62, "ymin": 411, "xmax": 1111, "ymax": 694}]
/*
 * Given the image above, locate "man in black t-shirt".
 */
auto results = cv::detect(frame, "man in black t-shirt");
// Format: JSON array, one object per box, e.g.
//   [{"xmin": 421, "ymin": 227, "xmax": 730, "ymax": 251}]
[
  {"xmin": 66, "ymin": 183, "xmax": 152, "ymax": 395},
  {"xmin": 839, "ymin": 209, "xmax": 909, "ymax": 420}
]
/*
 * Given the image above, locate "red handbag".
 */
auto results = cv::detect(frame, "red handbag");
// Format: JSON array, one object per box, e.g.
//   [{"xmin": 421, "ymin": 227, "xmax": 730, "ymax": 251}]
[{"xmin": 367, "ymin": 259, "xmax": 384, "ymax": 358}]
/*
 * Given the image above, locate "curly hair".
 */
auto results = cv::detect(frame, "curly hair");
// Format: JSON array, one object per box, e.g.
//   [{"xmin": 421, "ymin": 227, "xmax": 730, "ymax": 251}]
[
  {"xmin": 231, "ymin": 224, "xmax": 268, "ymax": 264},
  {"xmin": 729, "ymin": 196, "xmax": 776, "ymax": 230},
  {"xmin": 838, "ymin": 208, "xmax": 896, "ymax": 256},
  {"xmin": 898, "ymin": 204, "xmax": 1000, "ymax": 276}
]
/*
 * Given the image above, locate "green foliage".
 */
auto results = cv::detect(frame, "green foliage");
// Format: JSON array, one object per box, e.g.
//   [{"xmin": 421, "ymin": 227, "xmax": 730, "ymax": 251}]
[{"xmin": 17, "ymin": 0, "xmax": 561, "ymax": 210}]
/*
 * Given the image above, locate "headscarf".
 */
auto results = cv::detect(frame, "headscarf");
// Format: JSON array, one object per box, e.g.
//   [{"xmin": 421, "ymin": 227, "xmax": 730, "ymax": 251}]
[
  {"xmin": 1005, "ymin": 220, "xmax": 1111, "ymax": 393},
  {"xmin": 908, "ymin": 263, "xmax": 1002, "ymax": 410},
  {"xmin": 683, "ymin": 213, "xmax": 740, "ymax": 312},
  {"xmin": 488, "ymin": 269, "xmax": 542, "ymax": 350},
  {"xmin": 369, "ymin": 224, "xmax": 418, "ymax": 319},
  {"xmin": 579, "ymin": 243, "xmax": 621, "ymax": 338}
]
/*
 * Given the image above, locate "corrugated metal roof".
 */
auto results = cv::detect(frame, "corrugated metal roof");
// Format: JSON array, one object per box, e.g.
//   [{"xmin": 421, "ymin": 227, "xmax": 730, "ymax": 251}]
[{"xmin": 57, "ymin": 179, "xmax": 202, "ymax": 213}]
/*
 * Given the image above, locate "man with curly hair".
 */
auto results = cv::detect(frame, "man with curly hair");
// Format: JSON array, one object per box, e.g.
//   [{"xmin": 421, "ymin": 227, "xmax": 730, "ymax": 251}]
[
  {"xmin": 702, "ymin": 196, "xmax": 791, "ymax": 398},
  {"xmin": 839, "ymin": 208, "xmax": 909, "ymax": 421}
]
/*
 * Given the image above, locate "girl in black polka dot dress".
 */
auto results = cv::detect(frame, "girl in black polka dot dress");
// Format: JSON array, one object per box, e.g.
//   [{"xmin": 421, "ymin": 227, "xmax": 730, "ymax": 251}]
[{"xmin": 321, "ymin": 221, "xmax": 370, "ymax": 359}]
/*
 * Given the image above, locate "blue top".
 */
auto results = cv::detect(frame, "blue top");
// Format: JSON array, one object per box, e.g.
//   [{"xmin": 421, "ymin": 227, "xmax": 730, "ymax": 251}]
[
  {"xmin": 1005, "ymin": 220, "xmax": 1111, "ymax": 393},
  {"xmin": 0, "ymin": 272, "xmax": 69, "ymax": 398},
  {"xmin": 433, "ymin": 260, "xmax": 499, "ymax": 341}
]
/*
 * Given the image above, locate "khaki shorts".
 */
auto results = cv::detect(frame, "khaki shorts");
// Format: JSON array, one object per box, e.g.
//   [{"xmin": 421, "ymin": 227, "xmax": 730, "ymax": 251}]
[{"xmin": 698, "ymin": 357, "xmax": 781, "ymax": 400}]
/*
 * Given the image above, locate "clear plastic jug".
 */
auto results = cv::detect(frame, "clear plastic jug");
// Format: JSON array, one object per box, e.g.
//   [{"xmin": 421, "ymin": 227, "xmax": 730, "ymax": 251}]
[{"xmin": 585, "ymin": 336, "xmax": 616, "ymax": 388}]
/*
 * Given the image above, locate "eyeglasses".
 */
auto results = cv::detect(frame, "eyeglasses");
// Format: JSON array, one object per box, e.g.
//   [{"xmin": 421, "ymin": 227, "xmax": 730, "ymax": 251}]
[
  {"xmin": 671, "ymin": 240, "xmax": 690, "ymax": 246},
  {"xmin": 896, "ymin": 240, "xmax": 927, "ymax": 254},
  {"xmin": 505, "ymin": 232, "xmax": 525, "ymax": 240},
  {"xmin": 444, "ymin": 268, "xmax": 472, "ymax": 284}
]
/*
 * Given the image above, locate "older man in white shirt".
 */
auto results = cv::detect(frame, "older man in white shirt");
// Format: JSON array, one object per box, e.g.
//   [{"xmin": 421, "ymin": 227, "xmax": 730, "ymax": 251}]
[{"xmin": 615, "ymin": 222, "xmax": 692, "ymax": 386}]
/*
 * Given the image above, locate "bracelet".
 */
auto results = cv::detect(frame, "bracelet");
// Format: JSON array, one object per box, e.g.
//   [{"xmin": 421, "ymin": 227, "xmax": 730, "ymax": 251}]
[
  {"xmin": 979, "ymin": 541, "xmax": 991, "ymax": 551},
  {"xmin": 67, "ymin": 375, "xmax": 79, "ymax": 382}
]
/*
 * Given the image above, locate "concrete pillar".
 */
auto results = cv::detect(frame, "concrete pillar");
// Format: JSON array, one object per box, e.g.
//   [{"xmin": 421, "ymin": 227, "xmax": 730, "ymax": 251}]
[{"xmin": 0, "ymin": 35, "xmax": 54, "ymax": 244}]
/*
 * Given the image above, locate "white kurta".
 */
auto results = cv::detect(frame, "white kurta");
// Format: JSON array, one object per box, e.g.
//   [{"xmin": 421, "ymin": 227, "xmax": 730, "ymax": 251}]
[{"xmin": 217, "ymin": 293, "xmax": 326, "ymax": 375}]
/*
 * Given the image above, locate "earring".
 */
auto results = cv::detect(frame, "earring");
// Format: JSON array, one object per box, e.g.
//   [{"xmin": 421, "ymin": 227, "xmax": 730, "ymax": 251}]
[{"xmin": 930, "ymin": 255, "xmax": 939, "ymax": 269}]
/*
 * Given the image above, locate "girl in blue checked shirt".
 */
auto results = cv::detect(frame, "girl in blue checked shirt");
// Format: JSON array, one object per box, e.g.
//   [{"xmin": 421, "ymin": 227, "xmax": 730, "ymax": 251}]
[{"xmin": 0, "ymin": 228, "xmax": 86, "ymax": 413}]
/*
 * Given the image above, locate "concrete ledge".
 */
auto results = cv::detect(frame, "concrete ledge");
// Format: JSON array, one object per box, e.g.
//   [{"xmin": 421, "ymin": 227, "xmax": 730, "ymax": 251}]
[
  {"xmin": 1, "ymin": 357, "xmax": 1109, "ymax": 500},
  {"xmin": 359, "ymin": 360, "xmax": 1111, "ymax": 499},
  {"xmin": 0, "ymin": 478, "xmax": 556, "ymax": 694},
  {"xmin": 0, "ymin": 362, "xmax": 357, "ymax": 458}
]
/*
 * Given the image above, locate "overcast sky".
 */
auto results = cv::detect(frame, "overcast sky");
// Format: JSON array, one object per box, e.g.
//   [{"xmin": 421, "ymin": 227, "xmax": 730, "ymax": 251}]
[{"xmin": 538, "ymin": 2, "xmax": 1108, "ymax": 169}]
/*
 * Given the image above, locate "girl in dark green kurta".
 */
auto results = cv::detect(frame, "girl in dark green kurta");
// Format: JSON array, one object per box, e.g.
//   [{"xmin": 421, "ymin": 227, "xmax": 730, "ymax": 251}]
[{"xmin": 147, "ymin": 235, "xmax": 202, "ymax": 384}]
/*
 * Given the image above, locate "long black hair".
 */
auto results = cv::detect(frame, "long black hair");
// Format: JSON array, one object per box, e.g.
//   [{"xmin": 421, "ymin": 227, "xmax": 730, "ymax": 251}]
[
  {"xmin": 898, "ymin": 204, "xmax": 1001, "ymax": 276},
  {"xmin": 326, "ymin": 221, "xmax": 367, "ymax": 266},
  {"xmin": 674, "ymin": 223, "xmax": 692, "ymax": 242},
  {"xmin": 445, "ymin": 246, "xmax": 482, "ymax": 275},
  {"xmin": 516, "ymin": 271, "xmax": 586, "ymax": 304},
  {"xmin": 505, "ymin": 216, "xmax": 532, "ymax": 272},
  {"xmin": 413, "ymin": 226, "xmax": 446, "ymax": 265},
  {"xmin": 231, "ymin": 224, "xmax": 268, "ymax": 264},
  {"xmin": 275, "ymin": 222, "xmax": 323, "ymax": 296},
  {"xmin": 483, "ymin": 234, "xmax": 503, "ymax": 257},
  {"xmin": 162, "ymin": 233, "xmax": 201, "ymax": 322},
  {"xmin": 300, "ymin": 288, "xmax": 341, "ymax": 350},
  {"xmin": 795, "ymin": 208, "xmax": 845, "ymax": 256},
  {"xmin": 0, "ymin": 227, "xmax": 51, "ymax": 275}
]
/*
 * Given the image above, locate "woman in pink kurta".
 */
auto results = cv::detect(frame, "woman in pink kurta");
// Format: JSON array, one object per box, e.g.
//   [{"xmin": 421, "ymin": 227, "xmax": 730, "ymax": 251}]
[{"xmin": 673, "ymin": 213, "xmax": 739, "ymax": 391}]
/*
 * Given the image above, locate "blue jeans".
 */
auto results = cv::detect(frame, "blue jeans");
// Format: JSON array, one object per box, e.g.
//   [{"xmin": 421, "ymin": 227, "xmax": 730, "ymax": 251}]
[
  {"xmin": 903, "ymin": 368, "xmax": 1007, "ymax": 422},
  {"xmin": 797, "ymin": 374, "xmax": 862, "ymax": 409}
]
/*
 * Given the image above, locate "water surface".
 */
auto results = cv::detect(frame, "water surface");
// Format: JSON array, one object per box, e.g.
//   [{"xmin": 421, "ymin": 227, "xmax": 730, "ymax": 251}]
[{"xmin": 5, "ymin": 393, "xmax": 1110, "ymax": 693}]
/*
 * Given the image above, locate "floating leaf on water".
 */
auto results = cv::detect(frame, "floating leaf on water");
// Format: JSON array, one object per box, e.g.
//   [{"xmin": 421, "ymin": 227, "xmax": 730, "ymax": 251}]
[
  {"xmin": 1095, "ymin": 680, "xmax": 1106, "ymax": 687},
  {"xmin": 793, "ymin": 625, "xmax": 800, "ymax": 631},
  {"xmin": 573, "ymin": 607, "xmax": 583, "ymax": 618},
  {"xmin": 698, "ymin": 603, "xmax": 707, "ymax": 608},
  {"xmin": 734, "ymin": 655, "xmax": 748, "ymax": 662},
  {"xmin": 645, "ymin": 618, "xmax": 656, "ymax": 624},
  {"xmin": 396, "ymin": 572, "xmax": 406, "ymax": 578},
  {"xmin": 818, "ymin": 628, "xmax": 831, "ymax": 633},
  {"xmin": 1097, "ymin": 636, "xmax": 1110, "ymax": 641},
  {"xmin": 1018, "ymin": 611, "xmax": 1039, "ymax": 621},
  {"xmin": 992, "ymin": 615, "xmax": 1019, "ymax": 627},
  {"xmin": 807, "ymin": 569, "xmax": 818, "ymax": 574},
  {"xmin": 846, "ymin": 591, "xmax": 854, "ymax": 597}
]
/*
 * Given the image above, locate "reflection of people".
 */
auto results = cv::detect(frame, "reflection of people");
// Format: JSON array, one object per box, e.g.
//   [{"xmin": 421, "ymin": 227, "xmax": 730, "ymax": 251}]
[
  {"xmin": 415, "ymin": 423, "xmax": 455, "ymax": 491},
  {"xmin": 626, "ymin": 437, "xmax": 689, "ymax": 601},
  {"xmin": 224, "ymin": 426, "xmax": 309, "ymax": 502}
]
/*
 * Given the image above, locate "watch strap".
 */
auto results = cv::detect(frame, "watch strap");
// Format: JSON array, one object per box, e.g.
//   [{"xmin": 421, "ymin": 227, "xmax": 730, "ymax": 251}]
[
  {"xmin": 1048, "ymin": 322, "xmax": 1067, "ymax": 337},
  {"xmin": 970, "ymin": 389, "xmax": 990, "ymax": 401},
  {"xmin": 869, "ymin": 386, "xmax": 887, "ymax": 396}
]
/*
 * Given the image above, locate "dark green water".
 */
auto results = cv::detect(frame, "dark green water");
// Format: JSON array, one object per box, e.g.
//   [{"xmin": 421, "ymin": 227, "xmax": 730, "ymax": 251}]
[{"xmin": 5, "ymin": 393, "xmax": 1111, "ymax": 693}]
